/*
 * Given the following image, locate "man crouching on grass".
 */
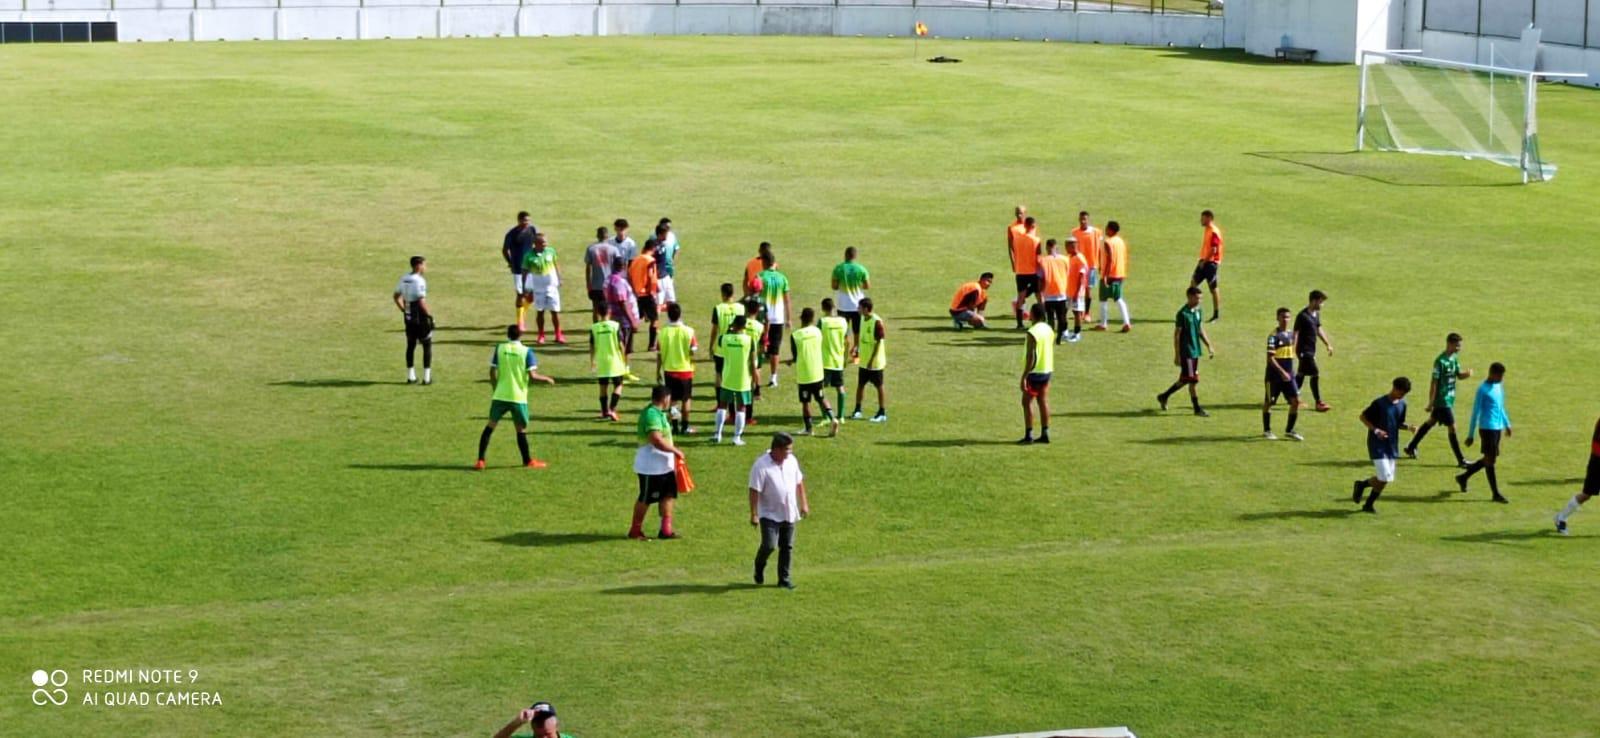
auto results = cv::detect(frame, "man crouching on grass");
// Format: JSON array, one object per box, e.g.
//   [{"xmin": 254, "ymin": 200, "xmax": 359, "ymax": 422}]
[{"xmin": 493, "ymin": 701, "xmax": 575, "ymax": 738}]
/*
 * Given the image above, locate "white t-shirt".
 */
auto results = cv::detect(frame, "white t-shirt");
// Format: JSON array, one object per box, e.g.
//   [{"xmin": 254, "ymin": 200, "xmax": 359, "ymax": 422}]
[
  {"xmin": 395, "ymin": 273, "xmax": 427, "ymax": 303},
  {"xmin": 748, "ymin": 451, "xmax": 804, "ymax": 523},
  {"xmin": 633, "ymin": 444, "xmax": 674, "ymax": 475}
]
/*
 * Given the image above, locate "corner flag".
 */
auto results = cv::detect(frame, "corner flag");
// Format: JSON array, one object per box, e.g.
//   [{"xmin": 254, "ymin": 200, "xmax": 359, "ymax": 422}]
[{"xmin": 915, "ymin": 22, "xmax": 928, "ymax": 36}]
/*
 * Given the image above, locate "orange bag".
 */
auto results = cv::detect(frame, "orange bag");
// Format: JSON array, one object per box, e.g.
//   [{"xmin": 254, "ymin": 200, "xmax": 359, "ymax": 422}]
[{"xmin": 674, "ymin": 456, "xmax": 695, "ymax": 494}]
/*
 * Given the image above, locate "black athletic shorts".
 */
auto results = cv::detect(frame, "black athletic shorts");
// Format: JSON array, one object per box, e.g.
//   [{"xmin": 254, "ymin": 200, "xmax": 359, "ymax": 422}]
[
  {"xmin": 665, "ymin": 375, "xmax": 693, "ymax": 402},
  {"xmin": 404, "ymin": 312, "xmax": 434, "ymax": 340},
  {"xmin": 798, "ymin": 381, "xmax": 825, "ymax": 403},
  {"xmin": 713, "ymin": 355, "xmax": 725, "ymax": 375},
  {"xmin": 840, "ymin": 310, "xmax": 861, "ymax": 336},
  {"xmin": 858, "ymin": 367, "xmax": 884, "ymax": 387},
  {"xmin": 1264, "ymin": 375, "xmax": 1298, "ymax": 403},
  {"xmin": 764, "ymin": 323, "xmax": 785, "ymax": 357},
  {"xmin": 587, "ymin": 288, "xmax": 606, "ymax": 311},
  {"xmin": 596, "ymin": 376, "xmax": 623, "ymax": 388},
  {"xmin": 637, "ymin": 471, "xmax": 678, "ymax": 504},
  {"xmin": 1430, "ymin": 406, "xmax": 1456, "ymax": 426},
  {"xmin": 1478, "ymin": 428, "xmax": 1503, "ymax": 457},
  {"xmin": 1014, "ymin": 274, "xmax": 1041, "ymax": 296},
  {"xmin": 1179, "ymin": 357, "xmax": 1200, "ymax": 383},
  {"xmin": 637, "ymin": 296, "xmax": 658, "ymax": 322},
  {"xmin": 823, "ymin": 368, "xmax": 845, "ymax": 388},
  {"xmin": 1584, "ymin": 455, "xmax": 1600, "ymax": 495},
  {"xmin": 1296, "ymin": 352, "xmax": 1319, "ymax": 377},
  {"xmin": 1192, "ymin": 260, "xmax": 1220, "ymax": 288}
]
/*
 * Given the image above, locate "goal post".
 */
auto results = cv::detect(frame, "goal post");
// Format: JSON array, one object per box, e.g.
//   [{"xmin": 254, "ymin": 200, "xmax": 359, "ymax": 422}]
[{"xmin": 1356, "ymin": 50, "xmax": 1583, "ymax": 183}]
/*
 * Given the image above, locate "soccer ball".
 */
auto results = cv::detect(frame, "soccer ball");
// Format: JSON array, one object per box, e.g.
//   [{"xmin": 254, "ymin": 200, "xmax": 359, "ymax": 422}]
[{"xmin": 747, "ymin": 275, "xmax": 763, "ymax": 295}]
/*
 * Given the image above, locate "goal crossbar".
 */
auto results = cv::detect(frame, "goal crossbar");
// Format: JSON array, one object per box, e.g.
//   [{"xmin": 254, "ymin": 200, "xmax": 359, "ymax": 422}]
[{"xmin": 1361, "ymin": 50, "xmax": 1587, "ymax": 79}]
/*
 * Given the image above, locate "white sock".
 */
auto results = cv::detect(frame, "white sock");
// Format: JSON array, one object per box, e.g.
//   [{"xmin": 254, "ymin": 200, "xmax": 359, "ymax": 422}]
[
  {"xmin": 1558, "ymin": 495, "xmax": 1583, "ymax": 521},
  {"xmin": 423, "ymin": 368, "xmax": 431, "ymax": 382},
  {"xmin": 1099, "ymin": 302, "xmax": 1108, "ymax": 325},
  {"xmin": 734, "ymin": 409, "xmax": 746, "ymax": 438},
  {"xmin": 715, "ymin": 409, "xmax": 727, "ymax": 438},
  {"xmin": 1117, "ymin": 298, "xmax": 1130, "ymax": 325},
  {"xmin": 407, "ymin": 367, "xmax": 416, "ymax": 380}
]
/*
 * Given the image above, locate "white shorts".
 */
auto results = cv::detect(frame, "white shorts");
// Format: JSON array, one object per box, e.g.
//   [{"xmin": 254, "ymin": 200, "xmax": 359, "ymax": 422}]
[
  {"xmin": 533, "ymin": 290, "xmax": 561, "ymax": 311},
  {"xmin": 658, "ymin": 276, "xmax": 676, "ymax": 305},
  {"xmin": 1372, "ymin": 457, "xmax": 1396, "ymax": 483},
  {"xmin": 1071, "ymin": 297, "xmax": 1086, "ymax": 312},
  {"xmin": 526, "ymin": 274, "xmax": 560, "ymax": 311},
  {"xmin": 514, "ymin": 274, "xmax": 528, "ymax": 295}
]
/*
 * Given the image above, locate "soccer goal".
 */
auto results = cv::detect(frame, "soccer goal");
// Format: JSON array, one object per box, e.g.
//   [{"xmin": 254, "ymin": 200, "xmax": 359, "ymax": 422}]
[{"xmin": 1356, "ymin": 50, "xmax": 1582, "ymax": 183}]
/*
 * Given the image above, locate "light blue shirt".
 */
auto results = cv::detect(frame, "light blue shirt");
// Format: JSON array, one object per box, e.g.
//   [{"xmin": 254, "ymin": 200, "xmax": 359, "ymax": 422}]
[{"xmin": 1467, "ymin": 380, "xmax": 1510, "ymax": 440}]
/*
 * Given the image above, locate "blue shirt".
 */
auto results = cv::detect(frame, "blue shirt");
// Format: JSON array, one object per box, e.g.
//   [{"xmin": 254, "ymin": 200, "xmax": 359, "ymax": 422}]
[
  {"xmin": 1466, "ymin": 381, "xmax": 1510, "ymax": 440},
  {"xmin": 1362, "ymin": 394, "xmax": 1407, "ymax": 459}
]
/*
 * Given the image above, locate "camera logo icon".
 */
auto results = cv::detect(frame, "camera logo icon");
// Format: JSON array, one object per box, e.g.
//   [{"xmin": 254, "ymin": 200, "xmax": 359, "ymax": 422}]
[{"xmin": 31, "ymin": 669, "xmax": 68, "ymax": 706}]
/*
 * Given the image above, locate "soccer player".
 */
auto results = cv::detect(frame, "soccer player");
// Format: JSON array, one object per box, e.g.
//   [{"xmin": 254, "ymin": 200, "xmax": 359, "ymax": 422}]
[
  {"xmin": 1019, "ymin": 303, "xmax": 1053, "ymax": 444},
  {"xmin": 1456, "ymin": 362, "xmax": 1511, "ymax": 503},
  {"xmin": 710, "ymin": 282, "xmax": 741, "ymax": 389},
  {"xmin": 743, "ymin": 242, "xmax": 774, "ymax": 299},
  {"xmin": 475, "ymin": 325, "xmax": 555, "ymax": 470},
  {"xmin": 850, "ymin": 298, "xmax": 888, "ymax": 423},
  {"xmin": 1293, "ymin": 290, "xmax": 1334, "ymax": 412},
  {"xmin": 1007, "ymin": 208, "xmax": 1042, "ymax": 329},
  {"xmin": 741, "ymin": 300, "xmax": 766, "ymax": 424},
  {"xmin": 611, "ymin": 218, "xmax": 637, "ymax": 264},
  {"xmin": 788, "ymin": 308, "xmax": 839, "ymax": 437},
  {"xmin": 949, "ymin": 272, "xmax": 994, "ymax": 330},
  {"xmin": 393, "ymin": 255, "xmax": 432, "ymax": 385},
  {"xmin": 629, "ymin": 239, "xmax": 661, "ymax": 351},
  {"xmin": 1037, "ymin": 240, "xmax": 1070, "ymax": 342},
  {"xmin": 715, "ymin": 315, "xmax": 758, "ymax": 445},
  {"xmin": 1404, "ymin": 332, "xmax": 1471, "ymax": 466},
  {"xmin": 655, "ymin": 219, "xmax": 680, "ymax": 306},
  {"xmin": 523, "ymin": 233, "xmax": 565, "ymax": 345},
  {"xmin": 1354, "ymin": 377, "xmax": 1415, "ymax": 513},
  {"xmin": 589, "ymin": 306, "xmax": 627, "ymax": 421},
  {"xmin": 491, "ymin": 702, "xmax": 572, "ymax": 738},
  {"xmin": 757, "ymin": 253, "xmax": 792, "ymax": 387},
  {"xmin": 1095, "ymin": 221, "xmax": 1132, "ymax": 332},
  {"xmin": 1156, "ymin": 287, "xmax": 1214, "ymax": 416},
  {"xmin": 583, "ymin": 226, "xmax": 616, "ymax": 321},
  {"xmin": 630, "ymin": 385, "xmax": 685, "ymax": 540},
  {"xmin": 604, "ymin": 256, "xmax": 640, "ymax": 366},
  {"xmin": 1071, "ymin": 211, "xmax": 1101, "ymax": 320},
  {"xmin": 656, "ymin": 302, "xmax": 697, "ymax": 434},
  {"xmin": 1262, "ymin": 308, "xmax": 1302, "ymax": 441},
  {"xmin": 1553, "ymin": 416, "xmax": 1600, "ymax": 535},
  {"xmin": 503, "ymin": 211, "xmax": 535, "ymax": 331},
  {"xmin": 831, "ymin": 247, "xmax": 870, "ymax": 360},
  {"xmin": 1190, "ymin": 210, "xmax": 1224, "ymax": 322},
  {"xmin": 1063, "ymin": 236, "xmax": 1090, "ymax": 342},
  {"xmin": 819, "ymin": 298, "xmax": 850, "ymax": 423}
]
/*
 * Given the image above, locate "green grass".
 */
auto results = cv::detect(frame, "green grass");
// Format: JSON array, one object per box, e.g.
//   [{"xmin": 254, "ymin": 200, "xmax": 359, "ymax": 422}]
[{"xmin": 3, "ymin": 37, "xmax": 1600, "ymax": 737}]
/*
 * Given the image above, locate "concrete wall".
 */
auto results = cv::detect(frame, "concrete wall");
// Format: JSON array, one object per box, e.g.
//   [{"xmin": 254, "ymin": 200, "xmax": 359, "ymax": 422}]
[
  {"xmin": 0, "ymin": 0, "xmax": 1224, "ymax": 47},
  {"xmin": 1414, "ymin": 0, "xmax": 1600, "ymax": 87},
  {"xmin": 1221, "ymin": 0, "xmax": 1405, "ymax": 64}
]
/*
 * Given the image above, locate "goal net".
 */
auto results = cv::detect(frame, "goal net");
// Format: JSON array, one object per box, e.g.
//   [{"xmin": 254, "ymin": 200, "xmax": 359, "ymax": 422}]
[{"xmin": 1357, "ymin": 50, "xmax": 1553, "ymax": 182}]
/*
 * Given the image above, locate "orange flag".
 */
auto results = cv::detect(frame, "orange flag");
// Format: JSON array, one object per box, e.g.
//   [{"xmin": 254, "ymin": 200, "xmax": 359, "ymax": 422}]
[
  {"xmin": 915, "ymin": 22, "xmax": 928, "ymax": 37},
  {"xmin": 674, "ymin": 455, "xmax": 695, "ymax": 494}
]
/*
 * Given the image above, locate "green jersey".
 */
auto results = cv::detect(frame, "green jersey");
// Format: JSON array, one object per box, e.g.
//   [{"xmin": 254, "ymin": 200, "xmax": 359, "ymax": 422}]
[
  {"xmin": 819, "ymin": 315, "xmax": 849, "ymax": 371},
  {"xmin": 1432, "ymin": 351, "xmax": 1460, "ymax": 407},
  {"xmin": 658, "ymin": 324, "xmax": 695, "ymax": 374},
  {"xmin": 523, "ymin": 246, "xmax": 557, "ymax": 276},
  {"xmin": 711, "ymin": 302, "xmax": 741, "ymax": 357},
  {"xmin": 1026, "ymin": 322, "xmax": 1054, "ymax": 375},
  {"xmin": 831, "ymin": 261, "xmax": 870, "ymax": 310},
  {"xmin": 491, "ymin": 341, "xmax": 535, "ymax": 403},
  {"xmin": 637, "ymin": 404, "xmax": 673, "ymax": 445},
  {"xmin": 859, "ymin": 313, "xmax": 886, "ymax": 370},
  {"xmin": 591, "ymin": 320, "xmax": 626, "ymax": 378},
  {"xmin": 1176, "ymin": 305, "xmax": 1204, "ymax": 359},
  {"xmin": 791, "ymin": 325, "xmax": 824, "ymax": 385},
  {"xmin": 758, "ymin": 269, "xmax": 790, "ymax": 324},
  {"xmin": 719, "ymin": 332, "xmax": 755, "ymax": 391}
]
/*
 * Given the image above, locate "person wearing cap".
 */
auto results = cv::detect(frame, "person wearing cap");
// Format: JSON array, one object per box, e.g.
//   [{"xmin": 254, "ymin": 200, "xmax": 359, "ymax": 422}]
[
  {"xmin": 748, "ymin": 432, "xmax": 809, "ymax": 590},
  {"xmin": 492, "ymin": 701, "xmax": 575, "ymax": 738}
]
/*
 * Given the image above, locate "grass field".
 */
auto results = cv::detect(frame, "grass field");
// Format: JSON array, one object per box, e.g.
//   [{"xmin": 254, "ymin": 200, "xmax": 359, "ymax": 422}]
[{"xmin": 4, "ymin": 36, "xmax": 1600, "ymax": 737}]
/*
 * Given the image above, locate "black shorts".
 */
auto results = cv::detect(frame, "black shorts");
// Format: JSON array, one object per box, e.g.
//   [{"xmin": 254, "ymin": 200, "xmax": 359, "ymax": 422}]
[
  {"xmin": 637, "ymin": 471, "xmax": 678, "ymax": 504},
  {"xmin": 858, "ymin": 368, "xmax": 884, "ymax": 387},
  {"xmin": 798, "ymin": 381, "xmax": 825, "ymax": 403},
  {"xmin": 1179, "ymin": 357, "xmax": 1200, "ymax": 383},
  {"xmin": 1478, "ymin": 428, "xmax": 1503, "ymax": 457},
  {"xmin": 823, "ymin": 368, "xmax": 845, "ymax": 388},
  {"xmin": 1264, "ymin": 375, "xmax": 1298, "ymax": 403},
  {"xmin": 637, "ymin": 296, "xmax": 658, "ymax": 322},
  {"xmin": 840, "ymin": 311, "xmax": 861, "ymax": 336},
  {"xmin": 1014, "ymin": 274, "xmax": 1041, "ymax": 296},
  {"xmin": 587, "ymin": 289, "xmax": 606, "ymax": 310},
  {"xmin": 1430, "ymin": 406, "xmax": 1456, "ymax": 426},
  {"xmin": 404, "ymin": 312, "xmax": 434, "ymax": 340},
  {"xmin": 665, "ymin": 375, "xmax": 693, "ymax": 402},
  {"xmin": 764, "ymin": 323, "xmax": 785, "ymax": 356},
  {"xmin": 713, "ymin": 355, "xmax": 725, "ymax": 375},
  {"xmin": 1584, "ymin": 455, "xmax": 1600, "ymax": 495},
  {"xmin": 1192, "ymin": 260, "xmax": 1219, "ymax": 288},
  {"xmin": 596, "ymin": 376, "xmax": 623, "ymax": 388},
  {"xmin": 1296, "ymin": 353, "xmax": 1319, "ymax": 377}
]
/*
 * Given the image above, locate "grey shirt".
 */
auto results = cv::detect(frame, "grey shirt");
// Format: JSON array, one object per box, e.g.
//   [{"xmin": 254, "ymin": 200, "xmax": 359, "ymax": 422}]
[{"xmin": 584, "ymin": 240, "xmax": 619, "ymax": 291}]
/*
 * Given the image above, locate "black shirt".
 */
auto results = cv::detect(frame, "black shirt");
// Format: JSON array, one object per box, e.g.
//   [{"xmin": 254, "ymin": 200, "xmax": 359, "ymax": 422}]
[
  {"xmin": 1294, "ymin": 308, "xmax": 1320, "ymax": 355},
  {"xmin": 1362, "ymin": 394, "xmax": 1406, "ymax": 459},
  {"xmin": 504, "ymin": 224, "xmax": 535, "ymax": 273}
]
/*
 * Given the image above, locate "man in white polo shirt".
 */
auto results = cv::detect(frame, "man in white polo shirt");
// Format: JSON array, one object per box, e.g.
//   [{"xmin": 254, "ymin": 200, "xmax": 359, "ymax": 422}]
[{"xmin": 748, "ymin": 432, "xmax": 809, "ymax": 590}]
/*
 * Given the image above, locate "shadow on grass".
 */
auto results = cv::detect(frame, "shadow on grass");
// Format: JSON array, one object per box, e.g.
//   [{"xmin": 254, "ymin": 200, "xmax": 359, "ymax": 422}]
[
  {"xmin": 348, "ymin": 462, "xmax": 475, "ymax": 472},
  {"xmin": 1440, "ymin": 529, "xmax": 1570, "ymax": 545},
  {"xmin": 602, "ymin": 582, "xmax": 762, "ymax": 596},
  {"xmin": 434, "ymin": 338, "xmax": 502, "ymax": 347},
  {"xmin": 1063, "ymin": 409, "xmax": 1161, "ymax": 419},
  {"xmin": 1519, "ymin": 477, "xmax": 1584, "ymax": 487},
  {"xmin": 389, "ymin": 325, "xmax": 505, "ymax": 333},
  {"xmin": 270, "ymin": 379, "xmax": 406, "ymax": 388},
  {"xmin": 1298, "ymin": 459, "xmax": 1375, "ymax": 469},
  {"xmin": 1247, "ymin": 151, "xmax": 1525, "ymax": 188},
  {"xmin": 877, "ymin": 438, "xmax": 1023, "ymax": 448},
  {"xmin": 1238, "ymin": 509, "xmax": 1360, "ymax": 521},
  {"xmin": 487, "ymin": 531, "xmax": 622, "ymax": 547},
  {"xmin": 1132, "ymin": 434, "xmax": 1253, "ymax": 445},
  {"xmin": 1158, "ymin": 48, "xmax": 1300, "ymax": 67},
  {"xmin": 1378, "ymin": 490, "xmax": 1470, "ymax": 504}
]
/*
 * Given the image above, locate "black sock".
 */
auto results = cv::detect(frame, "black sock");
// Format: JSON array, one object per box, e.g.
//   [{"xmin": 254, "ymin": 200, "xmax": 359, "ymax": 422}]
[
  {"xmin": 1485, "ymin": 465, "xmax": 1500, "ymax": 496},
  {"xmin": 1311, "ymin": 377, "xmax": 1323, "ymax": 404},
  {"xmin": 1364, "ymin": 488, "xmax": 1382, "ymax": 507},
  {"xmin": 1160, "ymin": 382, "xmax": 1183, "ymax": 401},
  {"xmin": 1464, "ymin": 459, "xmax": 1485, "ymax": 478},
  {"xmin": 477, "ymin": 427, "xmax": 494, "ymax": 461},
  {"xmin": 1190, "ymin": 393, "xmax": 1201, "ymax": 411},
  {"xmin": 1356, "ymin": 479, "xmax": 1369, "ymax": 490},
  {"xmin": 421, "ymin": 340, "xmax": 432, "ymax": 369},
  {"xmin": 1408, "ymin": 422, "xmax": 1432, "ymax": 451},
  {"xmin": 1286, "ymin": 412, "xmax": 1298, "ymax": 433},
  {"xmin": 648, "ymin": 325, "xmax": 657, "ymax": 348},
  {"xmin": 1262, "ymin": 411, "xmax": 1272, "ymax": 433},
  {"xmin": 599, "ymin": 395, "xmax": 608, "ymax": 415},
  {"xmin": 610, "ymin": 392, "xmax": 622, "ymax": 412},
  {"xmin": 516, "ymin": 432, "xmax": 531, "ymax": 464},
  {"xmin": 1448, "ymin": 432, "xmax": 1464, "ymax": 464},
  {"xmin": 1038, "ymin": 426, "xmax": 1049, "ymax": 439}
]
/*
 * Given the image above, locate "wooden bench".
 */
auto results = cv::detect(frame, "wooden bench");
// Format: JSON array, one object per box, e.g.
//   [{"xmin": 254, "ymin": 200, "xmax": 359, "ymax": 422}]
[{"xmin": 1275, "ymin": 47, "xmax": 1316, "ymax": 63}]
